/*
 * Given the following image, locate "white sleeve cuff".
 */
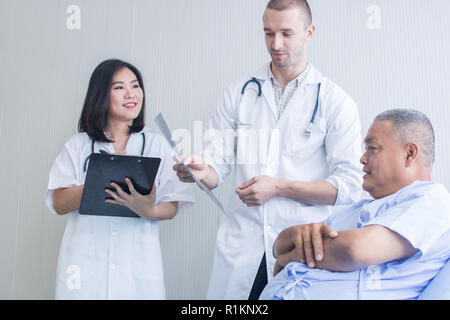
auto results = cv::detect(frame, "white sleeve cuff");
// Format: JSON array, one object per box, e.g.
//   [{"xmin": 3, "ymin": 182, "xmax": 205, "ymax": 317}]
[{"xmin": 326, "ymin": 176, "xmax": 361, "ymax": 206}]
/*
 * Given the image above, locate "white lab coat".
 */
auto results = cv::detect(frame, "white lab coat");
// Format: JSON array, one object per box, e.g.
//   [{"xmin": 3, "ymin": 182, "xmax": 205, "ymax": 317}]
[
  {"xmin": 45, "ymin": 126, "xmax": 194, "ymax": 299},
  {"xmin": 203, "ymin": 63, "xmax": 363, "ymax": 299}
]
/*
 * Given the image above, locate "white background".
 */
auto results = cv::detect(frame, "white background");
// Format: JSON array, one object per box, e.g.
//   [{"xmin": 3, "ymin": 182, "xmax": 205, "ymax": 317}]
[{"xmin": 0, "ymin": 0, "xmax": 449, "ymax": 299}]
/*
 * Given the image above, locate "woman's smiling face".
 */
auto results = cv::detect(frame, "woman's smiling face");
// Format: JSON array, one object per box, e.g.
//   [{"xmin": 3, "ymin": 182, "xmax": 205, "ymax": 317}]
[{"xmin": 108, "ymin": 67, "xmax": 144, "ymax": 123}]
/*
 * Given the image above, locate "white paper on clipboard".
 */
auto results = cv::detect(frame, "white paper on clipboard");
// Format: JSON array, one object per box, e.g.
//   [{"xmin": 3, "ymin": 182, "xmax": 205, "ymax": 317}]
[{"xmin": 154, "ymin": 113, "xmax": 228, "ymax": 217}]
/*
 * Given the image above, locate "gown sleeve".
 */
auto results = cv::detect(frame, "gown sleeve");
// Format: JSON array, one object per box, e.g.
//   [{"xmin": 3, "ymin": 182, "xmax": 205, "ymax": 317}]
[{"xmin": 361, "ymin": 184, "xmax": 450, "ymax": 259}]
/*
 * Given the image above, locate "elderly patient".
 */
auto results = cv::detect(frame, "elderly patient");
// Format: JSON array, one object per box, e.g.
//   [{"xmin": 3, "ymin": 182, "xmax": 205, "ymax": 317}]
[{"xmin": 260, "ymin": 109, "xmax": 450, "ymax": 300}]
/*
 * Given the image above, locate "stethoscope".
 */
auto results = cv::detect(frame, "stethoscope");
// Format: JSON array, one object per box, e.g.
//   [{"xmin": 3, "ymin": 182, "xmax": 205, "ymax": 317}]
[
  {"xmin": 239, "ymin": 78, "xmax": 321, "ymax": 137},
  {"xmin": 83, "ymin": 132, "xmax": 146, "ymax": 172}
]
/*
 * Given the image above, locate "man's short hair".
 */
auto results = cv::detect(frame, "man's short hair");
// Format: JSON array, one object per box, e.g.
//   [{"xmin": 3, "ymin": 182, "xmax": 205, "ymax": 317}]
[
  {"xmin": 375, "ymin": 109, "xmax": 435, "ymax": 168},
  {"xmin": 266, "ymin": 0, "xmax": 312, "ymax": 27}
]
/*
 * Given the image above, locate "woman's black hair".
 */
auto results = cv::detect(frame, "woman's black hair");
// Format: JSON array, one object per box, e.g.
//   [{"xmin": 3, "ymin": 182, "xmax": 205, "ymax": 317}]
[{"xmin": 78, "ymin": 59, "xmax": 146, "ymax": 142}]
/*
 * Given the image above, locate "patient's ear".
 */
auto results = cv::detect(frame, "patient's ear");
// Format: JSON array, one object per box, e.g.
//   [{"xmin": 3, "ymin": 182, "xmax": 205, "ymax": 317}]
[{"xmin": 405, "ymin": 142, "xmax": 419, "ymax": 167}]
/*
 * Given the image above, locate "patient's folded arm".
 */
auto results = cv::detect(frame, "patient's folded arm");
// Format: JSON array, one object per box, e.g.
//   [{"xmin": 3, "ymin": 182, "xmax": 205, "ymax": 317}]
[{"xmin": 314, "ymin": 226, "xmax": 418, "ymax": 272}]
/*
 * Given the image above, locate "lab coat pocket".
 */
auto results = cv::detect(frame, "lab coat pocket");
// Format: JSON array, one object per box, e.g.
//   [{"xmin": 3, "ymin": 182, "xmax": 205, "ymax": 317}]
[
  {"xmin": 57, "ymin": 234, "xmax": 95, "ymax": 286},
  {"xmin": 132, "ymin": 232, "xmax": 163, "ymax": 280},
  {"xmin": 286, "ymin": 117, "xmax": 327, "ymax": 158}
]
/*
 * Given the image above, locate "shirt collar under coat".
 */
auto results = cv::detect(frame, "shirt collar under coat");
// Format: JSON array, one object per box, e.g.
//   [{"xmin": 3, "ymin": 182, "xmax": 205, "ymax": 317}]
[
  {"xmin": 250, "ymin": 62, "xmax": 322, "ymax": 86},
  {"xmin": 248, "ymin": 62, "xmax": 323, "ymax": 120}
]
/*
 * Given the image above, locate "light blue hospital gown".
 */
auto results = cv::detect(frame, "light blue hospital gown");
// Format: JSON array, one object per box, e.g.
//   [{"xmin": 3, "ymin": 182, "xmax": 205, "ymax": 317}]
[{"xmin": 260, "ymin": 181, "xmax": 450, "ymax": 300}]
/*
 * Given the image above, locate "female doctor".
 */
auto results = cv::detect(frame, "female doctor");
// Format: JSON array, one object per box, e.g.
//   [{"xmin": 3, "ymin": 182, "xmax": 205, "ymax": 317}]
[
  {"xmin": 174, "ymin": 2, "xmax": 363, "ymax": 300},
  {"xmin": 45, "ymin": 59, "xmax": 193, "ymax": 299}
]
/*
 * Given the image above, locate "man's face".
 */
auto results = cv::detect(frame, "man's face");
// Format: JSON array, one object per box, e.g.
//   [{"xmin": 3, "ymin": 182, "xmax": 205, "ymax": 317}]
[
  {"xmin": 360, "ymin": 120, "xmax": 409, "ymax": 199},
  {"xmin": 263, "ymin": 7, "xmax": 313, "ymax": 69}
]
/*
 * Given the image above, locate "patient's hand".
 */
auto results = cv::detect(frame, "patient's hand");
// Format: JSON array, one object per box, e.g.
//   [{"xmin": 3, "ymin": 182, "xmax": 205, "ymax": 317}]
[{"xmin": 273, "ymin": 223, "xmax": 338, "ymax": 276}]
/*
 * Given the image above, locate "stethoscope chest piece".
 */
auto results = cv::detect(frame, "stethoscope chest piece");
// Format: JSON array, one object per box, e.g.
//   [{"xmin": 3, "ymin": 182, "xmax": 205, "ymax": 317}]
[{"xmin": 304, "ymin": 123, "xmax": 313, "ymax": 137}]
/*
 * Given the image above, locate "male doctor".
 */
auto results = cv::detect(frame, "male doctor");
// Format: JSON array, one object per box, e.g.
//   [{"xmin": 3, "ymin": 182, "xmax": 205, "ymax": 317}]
[{"xmin": 174, "ymin": 0, "xmax": 363, "ymax": 299}]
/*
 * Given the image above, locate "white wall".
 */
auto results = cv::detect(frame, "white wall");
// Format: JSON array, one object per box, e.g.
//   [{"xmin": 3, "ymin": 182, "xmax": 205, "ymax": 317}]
[{"xmin": 0, "ymin": 0, "xmax": 449, "ymax": 299}]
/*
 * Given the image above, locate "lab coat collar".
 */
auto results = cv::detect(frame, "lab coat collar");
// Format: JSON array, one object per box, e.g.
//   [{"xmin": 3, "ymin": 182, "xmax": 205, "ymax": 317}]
[
  {"xmin": 250, "ymin": 62, "xmax": 271, "ymax": 81},
  {"xmin": 251, "ymin": 62, "xmax": 322, "ymax": 85},
  {"xmin": 303, "ymin": 64, "xmax": 322, "ymax": 85}
]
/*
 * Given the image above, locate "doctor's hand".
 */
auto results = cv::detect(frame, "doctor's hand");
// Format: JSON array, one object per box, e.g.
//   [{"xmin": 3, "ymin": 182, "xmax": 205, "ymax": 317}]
[
  {"xmin": 235, "ymin": 176, "xmax": 280, "ymax": 206},
  {"xmin": 272, "ymin": 223, "xmax": 338, "ymax": 276},
  {"xmin": 105, "ymin": 178, "xmax": 157, "ymax": 219},
  {"xmin": 172, "ymin": 155, "xmax": 208, "ymax": 182},
  {"xmin": 172, "ymin": 154, "xmax": 219, "ymax": 190}
]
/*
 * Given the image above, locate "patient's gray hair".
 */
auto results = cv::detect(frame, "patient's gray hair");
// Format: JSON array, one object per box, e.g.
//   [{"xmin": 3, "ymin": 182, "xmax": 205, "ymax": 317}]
[{"xmin": 375, "ymin": 109, "xmax": 435, "ymax": 168}]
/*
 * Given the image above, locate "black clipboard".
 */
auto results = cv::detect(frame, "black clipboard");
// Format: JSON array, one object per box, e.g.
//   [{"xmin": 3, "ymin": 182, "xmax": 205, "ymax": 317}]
[{"xmin": 79, "ymin": 153, "xmax": 161, "ymax": 218}]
